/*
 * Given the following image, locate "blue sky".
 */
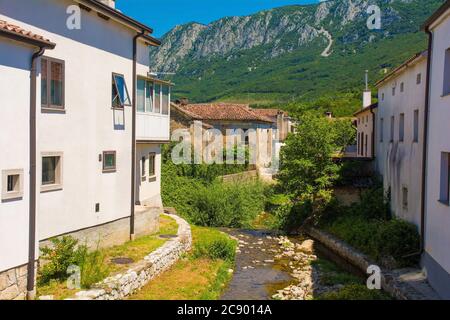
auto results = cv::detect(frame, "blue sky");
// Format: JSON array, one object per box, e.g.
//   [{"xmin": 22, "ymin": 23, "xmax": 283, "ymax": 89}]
[{"xmin": 116, "ymin": 0, "xmax": 319, "ymax": 37}]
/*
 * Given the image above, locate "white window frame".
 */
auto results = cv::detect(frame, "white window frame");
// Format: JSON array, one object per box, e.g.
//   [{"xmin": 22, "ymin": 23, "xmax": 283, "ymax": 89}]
[
  {"xmin": 2, "ymin": 169, "xmax": 24, "ymax": 201},
  {"xmin": 41, "ymin": 152, "xmax": 63, "ymax": 193}
]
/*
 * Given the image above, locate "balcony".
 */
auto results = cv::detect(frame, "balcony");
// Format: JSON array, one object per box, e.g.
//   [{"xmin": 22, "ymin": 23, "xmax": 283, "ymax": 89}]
[{"xmin": 136, "ymin": 112, "xmax": 170, "ymax": 142}]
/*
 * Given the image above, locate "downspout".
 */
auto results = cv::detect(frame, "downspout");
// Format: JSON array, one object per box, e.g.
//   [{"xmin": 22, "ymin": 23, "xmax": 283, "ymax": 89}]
[
  {"xmin": 370, "ymin": 106, "xmax": 375, "ymax": 160},
  {"xmin": 27, "ymin": 47, "xmax": 46, "ymax": 300},
  {"xmin": 130, "ymin": 31, "xmax": 145, "ymax": 240},
  {"xmin": 420, "ymin": 30, "xmax": 433, "ymax": 254}
]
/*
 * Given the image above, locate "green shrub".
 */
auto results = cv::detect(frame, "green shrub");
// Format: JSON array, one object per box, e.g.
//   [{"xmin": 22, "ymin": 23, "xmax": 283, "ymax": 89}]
[
  {"xmin": 317, "ymin": 284, "xmax": 392, "ymax": 300},
  {"xmin": 38, "ymin": 236, "xmax": 86, "ymax": 285},
  {"xmin": 376, "ymin": 219, "xmax": 421, "ymax": 267},
  {"xmin": 38, "ymin": 236, "xmax": 109, "ymax": 288},
  {"xmin": 78, "ymin": 248, "xmax": 110, "ymax": 288},
  {"xmin": 193, "ymin": 232, "xmax": 236, "ymax": 262},
  {"xmin": 189, "ymin": 181, "xmax": 267, "ymax": 228},
  {"xmin": 326, "ymin": 216, "xmax": 420, "ymax": 268}
]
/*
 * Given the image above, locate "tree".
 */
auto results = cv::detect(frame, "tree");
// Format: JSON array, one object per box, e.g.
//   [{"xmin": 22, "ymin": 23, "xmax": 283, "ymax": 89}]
[{"xmin": 278, "ymin": 112, "xmax": 339, "ymax": 224}]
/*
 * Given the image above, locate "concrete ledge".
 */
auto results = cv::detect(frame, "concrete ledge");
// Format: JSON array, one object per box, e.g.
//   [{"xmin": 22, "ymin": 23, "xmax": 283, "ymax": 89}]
[
  {"xmin": 306, "ymin": 227, "xmax": 440, "ymax": 300},
  {"xmin": 66, "ymin": 212, "xmax": 192, "ymax": 300}
]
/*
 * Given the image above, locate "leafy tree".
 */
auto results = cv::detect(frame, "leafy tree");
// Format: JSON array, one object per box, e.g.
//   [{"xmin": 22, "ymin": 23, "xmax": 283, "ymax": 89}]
[{"xmin": 278, "ymin": 113, "xmax": 339, "ymax": 226}]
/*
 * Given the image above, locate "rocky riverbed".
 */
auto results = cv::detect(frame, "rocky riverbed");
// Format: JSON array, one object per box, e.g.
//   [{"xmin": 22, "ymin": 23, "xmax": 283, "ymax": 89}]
[{"xmin": 221, "ymin": 229, "xmax": 363, "ymax": 300}]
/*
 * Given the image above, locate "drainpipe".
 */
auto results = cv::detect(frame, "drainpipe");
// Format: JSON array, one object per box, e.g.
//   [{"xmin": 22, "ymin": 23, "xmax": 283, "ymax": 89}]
[
  {"xmin": 370, "ymin": 106, "xmax": 375, "ymax": 160},
  {"xmin": 420, "ymin": 30, "xmax": 433, "ymax": 254},
  {"xmin": 27, "ymin": 47, "xmax": 46, "ymax": 300},
  {"xmin": 130, "ymin": 31, "xmax": 145, "ymax": 241}
]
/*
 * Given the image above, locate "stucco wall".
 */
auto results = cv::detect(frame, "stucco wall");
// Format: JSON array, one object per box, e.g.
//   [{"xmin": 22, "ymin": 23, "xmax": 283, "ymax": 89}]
[
  {"xmin": 423, "ymin": 11, "xmax": 450, "ymax": 295},
  {"xmin": 135, "ymin": 143, "xmax": 163, "ymax": 207},
  {"xmin": 356, "ymin": 109, "xmax": 375, "ymax": 158},
  {"xmin": 375, "ymin": 57, "xmax": 427, "ymax": 229},
  {"xmin": 0, "ymin": 0, "xmax": 165, "ymax": 280},
  {"xmin": 0, "ymin": 0, "xmax": 152, "ymax": 240},
  {"xmin": 0, "ymin": 39, "xmax": 33, "ymax": 273}
]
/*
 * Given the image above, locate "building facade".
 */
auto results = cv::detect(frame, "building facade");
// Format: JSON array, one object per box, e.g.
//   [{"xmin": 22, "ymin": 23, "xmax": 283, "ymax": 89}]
[
  {"xmin": 422, "ymin": 0, "xmax": 450, "ymax": 299},
  {"xmin": 354, "ymin": 103, "xmax": 377, "ymax": 159},
  {"xmin": 375, "ymin": 51, "xmax": 427, "ymax": 229},
  {"xmin": 0, "ymin": 0, "xmax": 169, "ymax": 300},
  {"xmin": 170, "ymin": 102, "xmax": 277, "ymax": 170}
]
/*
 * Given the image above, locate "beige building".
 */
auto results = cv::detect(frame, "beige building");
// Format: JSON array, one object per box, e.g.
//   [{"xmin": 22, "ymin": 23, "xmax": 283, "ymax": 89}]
[
  {"xmin": 170, "ymin": 102, "xmax": 280, "ymax": 170},
  {"xmin": 354, "ymin": 103, "xmax": 378, "ymax": 159}
]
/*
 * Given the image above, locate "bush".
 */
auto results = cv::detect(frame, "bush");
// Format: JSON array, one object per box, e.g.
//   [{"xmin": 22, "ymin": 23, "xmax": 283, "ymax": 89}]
[
  {"xmin": 39, "ymin": 236, "xmax": 109, "ymax": 288},
  {"xmin": 188, "ymin": 181, "xmax": 267, "ymax": 228},
  {"xmin": 317, "ymin": 284, "xmax": 392, "ymax": 300},
  {"xmin": 193, "ymin": 228, "xmax": 236, "ymax": 262},
  {"xmin": 39, "ymin": 236, "xmax": 86, "ymax": 285},
  {"xmin": 376, "ymin": 220, "xmax": 421, "ymax": 267}
]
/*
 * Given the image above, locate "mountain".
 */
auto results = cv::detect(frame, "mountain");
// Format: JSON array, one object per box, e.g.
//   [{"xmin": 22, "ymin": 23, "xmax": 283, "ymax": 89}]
[{"xmin": 150, "ymin": 0, "xmax": 444, "ymax": 112}]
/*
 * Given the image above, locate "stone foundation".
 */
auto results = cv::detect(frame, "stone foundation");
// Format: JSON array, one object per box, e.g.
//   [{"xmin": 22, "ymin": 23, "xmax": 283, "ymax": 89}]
[
  {"xmin": 39, "ymin": 206, "xmax": 161, "ymax": 251},
  {"xmin": 67, "ymin": 213, "xmax": 192, "ymax": 300},
  {"xmin": 0, "ymin": 264, "xmax": 28, "ymax": 300}
]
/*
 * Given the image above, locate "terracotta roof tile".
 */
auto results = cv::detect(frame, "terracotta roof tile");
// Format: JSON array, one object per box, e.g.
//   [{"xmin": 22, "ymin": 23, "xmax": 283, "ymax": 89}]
[
  {"xmin": 0, "ymin": 20, "xmax": 55, "ymax": 48},
  {"xmin": 177, "ymin": 103, "xmax": 273, "ymax": 123}
]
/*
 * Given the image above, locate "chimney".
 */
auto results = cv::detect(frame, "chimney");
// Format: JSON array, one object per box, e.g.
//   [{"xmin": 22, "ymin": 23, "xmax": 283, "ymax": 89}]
[
  {"xmin": 99, "ymin": 0, "xmax": 116, "ymax": 9},
  {"xmin": 363, "ymin": 70, "xmax": 372, "ymax": 108}
]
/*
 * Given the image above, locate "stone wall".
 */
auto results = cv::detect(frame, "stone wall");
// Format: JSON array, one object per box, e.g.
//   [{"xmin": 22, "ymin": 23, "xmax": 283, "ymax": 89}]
[
  {"xmin": 306, "ymin": 227, "xmax": 440, "ymax": 300},
  {"xmin": 221, "ymin": 170, "xmax": 258, "ymax": 183},
  {"xmin": 0, "ymin": 264, "xmax": 29, "ymax": 300},
  {"xmin": 67, "ymin": 213, "xmax": 192, "ymax": 300}
]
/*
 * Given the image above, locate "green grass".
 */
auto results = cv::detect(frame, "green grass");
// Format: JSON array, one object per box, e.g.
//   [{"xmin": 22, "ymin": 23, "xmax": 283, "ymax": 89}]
[
  {"xmin": 103, "ymin": 215, "xmax": 179, "ymax": 274},
  {"xmin": 37, "ymin": 215, "xmax": 178, "ymax": 300},
  {"xmin": 129, "ymin": 226, "xmax": 236, "ymax": 300},
  {"xmin": 311, "ymin": 258, "xmax": 392, "ymax": 300},
  {"xmin": 317, "ymin": 284, "xmax": 392, "ymax": 300}
]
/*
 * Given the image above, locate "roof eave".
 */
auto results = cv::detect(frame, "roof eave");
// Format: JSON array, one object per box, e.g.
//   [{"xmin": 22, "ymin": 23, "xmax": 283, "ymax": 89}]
[
  {"xmin": 77, "ymin": 0, "xmax": 154, "ymax": 34},
  {"xmin": 0, "ymin": 28, "xmax": 55, "ymax": 49},
  {"xmin": 421, "ymin": 0, "xmax": 450, "ymax": 31}
]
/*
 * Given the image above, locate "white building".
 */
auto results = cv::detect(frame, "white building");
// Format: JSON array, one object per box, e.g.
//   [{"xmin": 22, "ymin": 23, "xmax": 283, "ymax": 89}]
[
  {"xmin": 375, "ymin": 51, "xmax": 428, "ymax": 230},
  {"xmin": 421, "ymin": 0, "xmax": 450, "ymax": 299},
  {"xmin": 0, "ymin": 0, "xmax": 170, "ymax": 300}
]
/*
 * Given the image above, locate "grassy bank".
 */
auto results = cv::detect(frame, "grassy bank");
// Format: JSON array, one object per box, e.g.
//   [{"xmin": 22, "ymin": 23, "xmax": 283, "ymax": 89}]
[
  {"xmin": 37, "ymin": 215, "xmax": 179, "ymax": 300},
  {"xmin": 129, "ymin": 226, "xmax": 237, "ymax": 300}
]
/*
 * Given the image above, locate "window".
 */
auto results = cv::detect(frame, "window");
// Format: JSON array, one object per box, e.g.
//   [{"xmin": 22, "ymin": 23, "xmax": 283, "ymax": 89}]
[
  {"xmin": 148, "ymin": 153, "xmax": 156, "ymax": 177},
  {"xmin": 137, "ymin": 78, "xmax": 154, "ymax": 113},
  {"xmin": 444, "ymin": 48, "xmax": 450, "ymax": 96},
  {"xmin": 381, "ymin": 92, "xmax": 385, "ymax": 101},
  {"xmin": 161, "ymin": 85, "xmax": 170, "ymax": 115},
  {"xmin": 41, "ymin": 57, "xmax": 64, "ymax": 109},
  {"xmin": 112, "ymin": 74, "xmax": 131, "ymax": 108},
  {"xmin": 417, "ymin": 73, "xmax": 422, "ymax": 85},
  {"xmin": 380, "ymin": 118, "xmax": 384, "ymax": 142},
  {"xmin": 365, "ymin": 134, "xmax": 368, "ymax": 157},
  {"xmin": 413, "ymin": 110, "xmax": 419, "ymax": 143},
  {"xmin": 399, "ymin": 113, "xmax": 405, "ymax": 142},
  {"xmin": 2, "ymin": 169, "xmax": 23, "ymax": 200},
  {"xmin": 390, "ymin": 116, "xmax": 395, "ymax": 142},
  {"xmin": 41, "ymin": 153, "xmax": 63, "ymax": 192},
  {"xmin": 141, "ymin": 156, "xmax": 146, "ymax": 179},
  {"xmin": 402, "ymin": 187, "xmax": 408, "ymax": 210},
  {"xmin": 439, "ymin": 152, "xmax": 450, "ymax": 204},
  {"xmin": 102, "ymin": 151, "xmax": 116, "ymax": 173},
  {"xmin": 400, "ymin": 82, "xmax": 404, "ymax": 93},
  {"xmin": 360, "ymin": 132, "xmax": 364, "ymax": 156},
  {"xmin": 392, "ymin": 87, "xmax": 396, "ymax": 96},
  {"xmin": 154, "ymin": 83, "xmax": 161, "ymax": 113}
]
